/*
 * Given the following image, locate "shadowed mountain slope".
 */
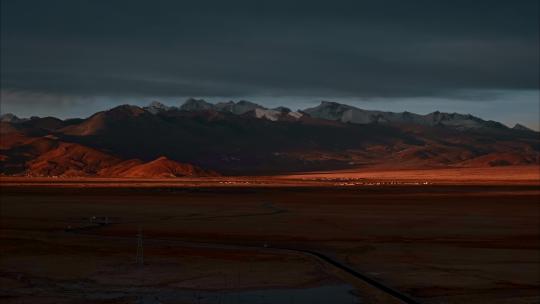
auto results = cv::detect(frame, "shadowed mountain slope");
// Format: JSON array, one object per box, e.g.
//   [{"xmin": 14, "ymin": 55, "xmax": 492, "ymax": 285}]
[{"xmin": 1, "ymin": 100, "xmax": 538, "ymax": 176}]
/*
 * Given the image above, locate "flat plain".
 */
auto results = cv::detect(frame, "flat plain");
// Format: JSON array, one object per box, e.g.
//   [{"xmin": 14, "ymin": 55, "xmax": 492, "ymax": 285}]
[{"xmin": 1, "ymin": 167, "xmax": 539, "ymax": 303}]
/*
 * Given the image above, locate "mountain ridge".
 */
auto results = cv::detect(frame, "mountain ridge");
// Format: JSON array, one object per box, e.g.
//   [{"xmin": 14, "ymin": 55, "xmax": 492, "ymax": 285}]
[
  {"xmin": 4, "ymin": 99, "xmax": 534, "ymax": 131},
  {"xmin": 1, "ymin": 99, "xmax": 538, "ymax": 177}
]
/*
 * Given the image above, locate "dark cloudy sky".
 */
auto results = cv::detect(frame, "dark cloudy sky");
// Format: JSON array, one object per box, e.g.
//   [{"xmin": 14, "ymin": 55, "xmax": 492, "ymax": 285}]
[{"xmin": 1, "ymin": 0, "xmax": 539, "ymax": 128}]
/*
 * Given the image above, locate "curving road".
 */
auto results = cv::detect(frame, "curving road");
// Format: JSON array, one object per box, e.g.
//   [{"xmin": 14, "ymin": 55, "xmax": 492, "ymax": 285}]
[
  {"xmin": 67, "ymin": 230, "xmax": 422, "ymax": 303},
  {"xmin": 293, "ymin": 249, "xmax": 422, "ymax": 304}
]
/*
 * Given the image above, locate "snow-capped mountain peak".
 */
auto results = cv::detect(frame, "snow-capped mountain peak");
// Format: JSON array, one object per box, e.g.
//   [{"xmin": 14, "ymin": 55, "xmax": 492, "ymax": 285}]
[
  {"xmin": 133, "ymin": 99, "xmax": 525, "ymax": 131},
  {"xmin": 513, "ymin": 123, "xmax": 533, "ymax": 132},
  {"xmin": 254, "ymin": 108, "xmax": 281, "ymax": 121},
  {"xmin": 304, "ymin": 101, "xmax": 508, "ymax": 130},
  {"xmin": 180, "ymin": 98, "xmax": 214, "ymax": 111},
  {"xmin": 143, "ymin": 101, "xmax": 170, "ymax": 114},
  {"xmin": 221, "ymin": 100, "xmax": 264, "ymax": 115},
  {"xmin": 0, "ymin": 113, "xmax": 26, "ymax": 123}
]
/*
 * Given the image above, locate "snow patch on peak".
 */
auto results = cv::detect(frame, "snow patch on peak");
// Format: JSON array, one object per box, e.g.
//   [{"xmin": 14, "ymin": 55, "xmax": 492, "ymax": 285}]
[
  {"xmin": 253, "ymin": 107, "xmax": 303, "ymax": 121},
  {"xmin": 254, "ymin": 108, "xmax": 280, "ymax": 121},
  {"xmin": 287, "ymin": 111, "xmax": 303, "ymax": 119},
  {"xmin": 0, "ymin": 113, "xmax": 26, "ymax": 123},
  {"xmin": 144, "ymin": 101, "xmax": 170, "ymax": 114}
]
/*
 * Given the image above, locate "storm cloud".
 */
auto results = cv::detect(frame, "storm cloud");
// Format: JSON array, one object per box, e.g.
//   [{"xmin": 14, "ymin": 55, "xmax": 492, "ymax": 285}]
[
  {"xmin": 0, "ymin": 0, "xmax": 539, "ymax": 128},
  {"xmin": 2, "ymin": 0, "xmax": 538, "ymax": 96}
]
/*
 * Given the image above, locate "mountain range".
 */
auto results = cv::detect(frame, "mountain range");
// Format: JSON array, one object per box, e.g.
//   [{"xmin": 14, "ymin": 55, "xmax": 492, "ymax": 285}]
[{"xmin": 1, "ymin": 99, "xmax": 538, "ymax": 177}]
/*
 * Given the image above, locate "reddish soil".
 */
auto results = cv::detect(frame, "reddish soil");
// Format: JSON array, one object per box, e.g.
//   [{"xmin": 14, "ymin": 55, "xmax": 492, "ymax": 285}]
[{"xmin": 1, "ymin": 182, "xmax": 539, "ymax": 303}]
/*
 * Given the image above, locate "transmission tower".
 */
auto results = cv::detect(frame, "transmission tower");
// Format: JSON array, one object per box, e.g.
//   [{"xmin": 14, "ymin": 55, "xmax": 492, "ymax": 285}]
[{"xmin": 136, "ymin": 227, "xmax": 144, "ymax": 266}]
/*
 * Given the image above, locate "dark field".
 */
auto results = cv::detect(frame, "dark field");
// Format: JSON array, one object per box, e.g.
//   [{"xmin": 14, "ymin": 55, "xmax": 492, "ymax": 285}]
[{"xmin": 1, "ymin": 184, "xmax": 539, "ymax": 303}]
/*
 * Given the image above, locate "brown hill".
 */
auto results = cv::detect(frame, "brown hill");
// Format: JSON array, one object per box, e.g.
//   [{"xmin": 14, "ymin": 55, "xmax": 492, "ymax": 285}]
[
  {"xmin": 0, "ymin": 126, "xmax": 61, "ymax": 174},
  {"xmin": 24, "ymin": 146, "xmax": 216, "ymax": 178},
  {"xmin": 20, "ymin": 117, "xmax": 66, "ymax": 132},
  {"xmin": 458, "ymin": 151, "xmax": 538, "ymax": 167},
  {"xmin": 26, "ymin": 143, "xmax": 122, "ymax": 177},
  {"xmin": 97, "ymin": 159, "xmax": 145, "ymax": 176},
  {"xmin": 0, "ymin": 123, "xmax": 29, "ymax": 149},
  {"xmin": 116, "ymin": 156, "xmax": 219, "ymax": 178},
  {"xmin": 61, "ymin": 105, "xmax": 149, "ymax": 136},
  {"xmin": 1, "ymin": 119, "xmax": 217, "ymax": 177}
]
